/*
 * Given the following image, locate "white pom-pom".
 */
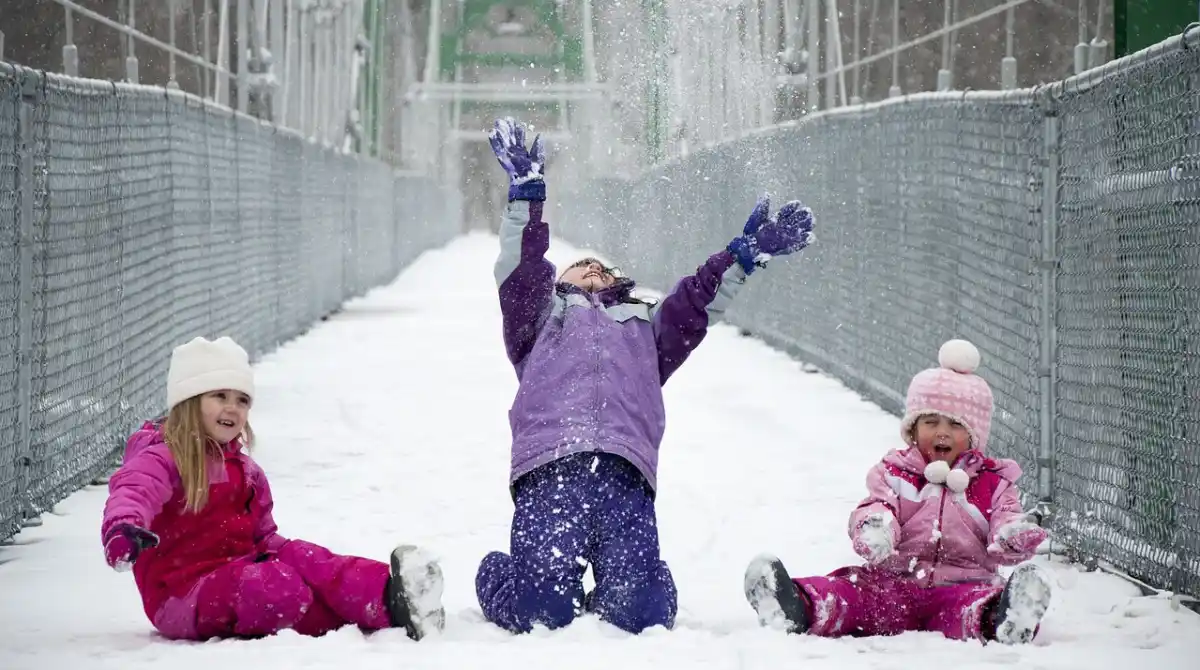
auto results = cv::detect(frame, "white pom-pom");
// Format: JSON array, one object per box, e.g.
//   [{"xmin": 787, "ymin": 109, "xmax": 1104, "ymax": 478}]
[
  {"xmin": 924, "ymin": 460, "xmax": 950, "ymax": 484},
  {"xmin": 938, "ymin": 339, "xmax": 980, "ymax": 374},
  {"xmin": 945, "ymin": 468, "xmax": 970, "ymax": 493}
]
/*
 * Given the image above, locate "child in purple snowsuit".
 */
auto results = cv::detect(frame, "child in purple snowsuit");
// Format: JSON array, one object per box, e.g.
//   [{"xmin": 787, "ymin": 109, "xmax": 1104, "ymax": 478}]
[
  {"xmin": 475, "ymin": 117, "xmax": 816, "ymax": 634},
  {"xmin": 100, "ymin": 336, "xmax": 445, "ymax": 641},
  {"xmin": 743, "ymin": 340, "xmax": 1053, "ymax": 645}
]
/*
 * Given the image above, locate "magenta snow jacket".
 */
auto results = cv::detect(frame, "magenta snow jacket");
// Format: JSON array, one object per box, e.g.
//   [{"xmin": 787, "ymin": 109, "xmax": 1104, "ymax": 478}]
[{"xmin": 100, "ymin": 421, "xmax": 286, "ymax": 628}]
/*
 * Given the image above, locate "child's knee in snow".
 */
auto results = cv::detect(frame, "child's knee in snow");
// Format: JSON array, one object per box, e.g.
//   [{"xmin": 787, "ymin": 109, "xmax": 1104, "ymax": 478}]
[
  {"xmin": 589, "ymin": 572, "xmax": 677, "ymax": 632},
  {"xmin": 537, "ymin": 598, "xmax": 581, "ymax": 630}
]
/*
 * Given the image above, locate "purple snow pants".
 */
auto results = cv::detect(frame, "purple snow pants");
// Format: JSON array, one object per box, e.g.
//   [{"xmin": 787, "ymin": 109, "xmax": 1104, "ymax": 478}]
[{"xmin": 476, "ymin": 452, "xmax": 678, "ymax": 634}]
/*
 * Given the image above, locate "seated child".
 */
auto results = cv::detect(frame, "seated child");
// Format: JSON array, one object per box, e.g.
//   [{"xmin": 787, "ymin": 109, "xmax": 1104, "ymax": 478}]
[
  {"xmin": 101, "ymin": 336, "xmax": 445, "ymax": 641},
  {"xmin": 744, "ymin": 339, "xmax": 1052, "ymax": 644}
]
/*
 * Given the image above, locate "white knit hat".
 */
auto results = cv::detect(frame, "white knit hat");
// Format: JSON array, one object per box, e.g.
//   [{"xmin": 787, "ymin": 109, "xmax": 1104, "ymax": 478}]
[{"xmin": 166, "ymin": 336, "xmax": 255, "ymax": 410}]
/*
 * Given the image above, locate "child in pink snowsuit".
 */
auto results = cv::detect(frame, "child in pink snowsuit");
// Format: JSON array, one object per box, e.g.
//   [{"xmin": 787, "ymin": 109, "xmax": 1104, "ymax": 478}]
[
  {"xmin": 101, "ymin": 336, "xmax": 445, "ymax": 641},
  {"xmin": 744, "ymin": 339, "xmax": 1053, "ymax": 645}
]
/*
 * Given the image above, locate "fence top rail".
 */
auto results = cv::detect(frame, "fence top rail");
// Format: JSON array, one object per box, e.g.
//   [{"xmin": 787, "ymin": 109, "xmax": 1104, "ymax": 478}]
[
  {"xmin": 1041, "ymin": 22, "xmax": 1200, "ymax": 99},
  {"xmin": 1, "ymin": 59, "xmax": 237, "ymax": 109},
  {"xmin": 626, "ymin": 86, "xmax": 1038, "ymax": 175},
  {"xmin": 0, "ymin": 59, "xmax": 406, "ymax": 174}
]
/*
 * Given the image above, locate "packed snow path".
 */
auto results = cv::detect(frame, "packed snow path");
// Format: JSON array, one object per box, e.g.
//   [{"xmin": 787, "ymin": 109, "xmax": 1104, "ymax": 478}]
[{"xmin": 1, "ymin": 233, "xmax": 1197, "ymax": 669}]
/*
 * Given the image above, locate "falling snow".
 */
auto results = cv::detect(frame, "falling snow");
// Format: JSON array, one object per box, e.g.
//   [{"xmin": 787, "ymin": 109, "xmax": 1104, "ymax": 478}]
[{"xmin": 0, "ymin": 235, "xmax": 1195, "ymax": 669}]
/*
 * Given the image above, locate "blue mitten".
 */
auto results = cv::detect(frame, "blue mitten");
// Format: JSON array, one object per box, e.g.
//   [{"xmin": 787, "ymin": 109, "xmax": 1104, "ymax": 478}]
[
  {"xmin": 727, "ymin": 194, "xmax": 815, "ymax": 274},
  {"xmin": 488, "ymin": 117, "xmax": 546, "ymax": 202}
]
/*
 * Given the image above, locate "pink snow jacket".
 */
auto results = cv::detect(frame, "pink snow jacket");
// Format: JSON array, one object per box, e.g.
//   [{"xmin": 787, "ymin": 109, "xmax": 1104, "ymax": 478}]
[
  {"xmin": 848, "ymin": 446, "xmax": 1037, "ymax": 586},
  {"xmin": 101, "ymin": 421, "xmax": 287, "ymax": 625}
]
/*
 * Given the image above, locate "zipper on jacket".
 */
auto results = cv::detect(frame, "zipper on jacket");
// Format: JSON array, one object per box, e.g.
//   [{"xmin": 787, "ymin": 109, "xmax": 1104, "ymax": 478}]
[
  {"xmin": 591, "ymin": 293, "xmax": 603, "ymax": 447},
  {"xmin": 926, "ymin": 490, "xmax": 949, "ymax": 588}
]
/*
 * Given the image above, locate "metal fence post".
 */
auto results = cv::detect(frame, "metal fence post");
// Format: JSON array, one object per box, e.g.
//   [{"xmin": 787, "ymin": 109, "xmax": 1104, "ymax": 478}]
[
  {"xmin": 125, "ymin": 0, "xmax": 140, "ymax": 84},
  {"xmin": 1000, "ymin": 6, "xmax": 1018, "ymax": 89},
  {"xmin": 167, "ymin": 0, "xmax": 179, "ymax": 89},
  {"xmin": 237, "ymin": 0, "xmax": 250, "ymax": 113},
  {"xmin": 15, "ymin": 71, "xmax": 40, "ymax": 527},
  {"xmin": 62, "ymin": 8, "xmax": 79, "ymax": 77},
  {"xmin": 1035, "ymin": 109, "xmax": 1060, "ymax": 525}
]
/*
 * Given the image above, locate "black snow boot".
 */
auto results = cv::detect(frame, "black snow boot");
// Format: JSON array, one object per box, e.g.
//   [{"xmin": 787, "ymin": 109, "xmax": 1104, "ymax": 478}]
[
  {"xmin": 743, "ymin": 554, "xmax": 811, "ymax": 634},
  {"xmin": 983, "ymin": 562, "xmax": 1052, "ymax": 645},
  {"xmin": 385, "ymin": 545, "xmax": 446, "ymax": 641}
]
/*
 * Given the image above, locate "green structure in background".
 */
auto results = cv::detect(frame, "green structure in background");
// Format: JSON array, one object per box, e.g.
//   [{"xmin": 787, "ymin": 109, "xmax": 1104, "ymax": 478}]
[
  {"xmin": 435, "ymin": 0, "xmax": 581, "ymax": 134},
  {"xmin": 1114, "ymin": 0, "xmax": 1198, "ymax": 58},
  {"xmin": 643, "ymin": 0, "xmax": 667, "ymax": 164},
  {"xmin": 361, "ymin": 0, "xmax": 387, "ymax": 158},
  {"xmin": 355, "ymin": 1, "xmax": 669, "ymax": 165},
  {"xmin": 440, "ymin": 0, "xmax": 581, "ymax": 80}
]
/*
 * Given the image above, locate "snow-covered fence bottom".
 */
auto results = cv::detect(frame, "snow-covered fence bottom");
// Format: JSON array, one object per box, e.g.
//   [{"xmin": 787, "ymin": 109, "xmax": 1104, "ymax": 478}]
[
  {"xmin": 557, "ymin": 30, "xmax": 1200, "ymax": 603},
  {"xmin": 0, "ymin": 63, "xmax": 456, "ymax": 542}
]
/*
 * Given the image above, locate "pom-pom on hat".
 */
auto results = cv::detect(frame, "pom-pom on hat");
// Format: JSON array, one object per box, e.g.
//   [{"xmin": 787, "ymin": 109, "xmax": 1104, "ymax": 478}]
[
  {"xmin": 900, "ymin": 339, "xmax": 994, "ymax": 452},
  {"xmin": 167, "ymin": 336, "xmax": 255, "ymax": 411},
  {"xmin": 924, "ymin": 460, "xmax": 971, "ymax": 493}
]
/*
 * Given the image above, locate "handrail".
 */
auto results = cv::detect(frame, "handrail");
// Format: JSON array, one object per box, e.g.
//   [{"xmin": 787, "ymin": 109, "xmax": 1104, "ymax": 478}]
[
  {"xmin": 781, "ymin": 0, "xmax": 1036, "ymax": 86},
  {"xmin": 49, "ymin": 0, "xmax": 232, "ymax": 78}
]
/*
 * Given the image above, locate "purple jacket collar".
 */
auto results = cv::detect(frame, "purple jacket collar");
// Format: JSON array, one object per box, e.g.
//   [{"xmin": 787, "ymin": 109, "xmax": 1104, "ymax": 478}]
[{"xmin": 554, "ymin": 277, "xmax": 638, "ymax": 307}]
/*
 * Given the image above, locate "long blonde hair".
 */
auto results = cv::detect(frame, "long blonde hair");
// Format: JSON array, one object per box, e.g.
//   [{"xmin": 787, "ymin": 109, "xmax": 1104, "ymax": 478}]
[{"xmin": 162, "ymin": 395, "xmax": 255, "ymax": 512}]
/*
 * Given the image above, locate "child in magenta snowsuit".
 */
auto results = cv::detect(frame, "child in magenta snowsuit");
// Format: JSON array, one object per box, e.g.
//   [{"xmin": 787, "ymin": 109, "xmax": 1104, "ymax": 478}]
[
  {"xmin": 101, "ymin": 336, "xmax": 445, "ymax": 641},
  {"xmin": 475, "ymin": 117, "xmax": 816, "ymax": 635},
  {"xmin": 744, "ymin": 339, "xmax": 1053, "ymax": 645}
]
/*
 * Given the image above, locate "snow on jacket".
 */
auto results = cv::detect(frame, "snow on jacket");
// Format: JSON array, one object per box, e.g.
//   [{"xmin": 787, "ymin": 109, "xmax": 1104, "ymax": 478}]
[
  {"xmin": 100, "ymin": 421, "xmax": 286, "ymax": 624},
  {"xmin": 495, "ymin": 199, "xmax": 752, "ymax": 493},
  {"xmin": 848, "ymin": 446, "xmax": 1033, "ymax": 586}
]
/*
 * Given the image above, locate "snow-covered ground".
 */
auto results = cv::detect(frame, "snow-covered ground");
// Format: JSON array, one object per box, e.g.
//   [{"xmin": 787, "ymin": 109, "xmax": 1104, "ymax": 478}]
[{"xmin": 1, "ymin": 233, "xmax": 1196, "ymax": 669}]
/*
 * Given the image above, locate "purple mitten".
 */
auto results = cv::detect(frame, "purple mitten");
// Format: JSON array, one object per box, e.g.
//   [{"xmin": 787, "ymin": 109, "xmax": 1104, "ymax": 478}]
[
  {"xmin": 488, "ymin": 117, "xmax": 546, "ymax": 202},
  {"xmin": 727, "ymin": 195, "xmax": 815, "ymax": 273},
  {"xmin": 103, "ymin": 522, "xmax": 159, "ymax": 572},
  {"xmin": 755, "ymin": 200, "xmax": 815, "ymax": 256}
]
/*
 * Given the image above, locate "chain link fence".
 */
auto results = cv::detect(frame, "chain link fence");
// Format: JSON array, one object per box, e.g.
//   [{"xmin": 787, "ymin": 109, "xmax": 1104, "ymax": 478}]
[
  {"xmin": 0, "ymin": 63, "xmax": 455, "ymax": 542},
  {"xmin": 557, "ymin": 30, "xmax": 1200, "ymax": 601}
]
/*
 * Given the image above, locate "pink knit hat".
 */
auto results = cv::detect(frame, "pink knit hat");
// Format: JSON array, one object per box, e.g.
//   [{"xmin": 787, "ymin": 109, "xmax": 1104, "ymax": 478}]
[{"xmin": 899, "ymin": 339, "xmax": 994, "ymax": 452}]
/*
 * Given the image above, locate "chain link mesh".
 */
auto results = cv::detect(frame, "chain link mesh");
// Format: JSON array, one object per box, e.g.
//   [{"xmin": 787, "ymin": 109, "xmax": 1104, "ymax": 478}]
[
  {"xmin": 0, "ymin": 66, "xmax": 454, "ymax": 541},
  {"xmin": 559, "ymin": 38, "xmax": 1200, "ymax": 599},
  {"xmin": 1048, "ymin": 38, "xmax": 1200, "ymax": 597},
  {"xmin": 0, "ymin": 76, "xmax": 21, "ymax": 537}
]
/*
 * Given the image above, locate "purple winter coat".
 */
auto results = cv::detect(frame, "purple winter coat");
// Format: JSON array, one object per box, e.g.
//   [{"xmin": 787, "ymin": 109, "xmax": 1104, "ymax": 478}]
[{"xmin": 495, "ymin": 199, "xmax": 752, "ymax": 494}]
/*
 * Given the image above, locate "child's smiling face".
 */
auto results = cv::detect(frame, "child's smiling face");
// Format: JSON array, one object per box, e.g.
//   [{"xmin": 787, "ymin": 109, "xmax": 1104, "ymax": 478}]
[
  {"xmin": 199, "ymin": 389, "xmax": 251, "ymax": 445},
  {"xmin": 560, "ymin": 257, "xmax": 618, "ymax": 292}
]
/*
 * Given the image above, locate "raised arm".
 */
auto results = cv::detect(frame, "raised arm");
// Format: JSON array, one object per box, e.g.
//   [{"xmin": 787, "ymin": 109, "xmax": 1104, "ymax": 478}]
[
  {"xmin": 495, "ymin": 200, "xmax": 555, "ymax": 367},
  {"xmin": 650, "ymin": 250, "xmax": 745, "ymax": 383},
  {"xmin": 651, "ymin": 194, "xmax": 815, "ymax": 383},
  {"xmin": 489, "ymin": 117, "xmax": 555, "ymax": 368}
]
